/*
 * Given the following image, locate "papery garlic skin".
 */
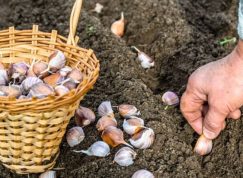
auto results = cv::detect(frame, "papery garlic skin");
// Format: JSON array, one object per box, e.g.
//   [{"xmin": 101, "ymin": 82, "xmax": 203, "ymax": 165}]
[
  {"xmin": 48, "ymin": 50, "xmax": 66, "ymax": 72},
  {"xmin": 114, "ymin": 147, "xmax": 137, "ymax": 166},
  {"xmin": 39, "ymin": 170, "xmax": 56, "ymax": 178},
  {"xmin": 75, "ymin": 106, "xmax": 96, "ymax": 127},
  {"xmin": 21, "ymin": 77, "xmax": 43, "ymax": 93},
  {"xmin": 194, "ymin": 134, "xmax": 212, "ymax": 156},
  {"xmin": 54, "ymin": 85, "xmax": 70, "ymax": 96},
  {"xmin": 111, "ymin": 12, "xmax": 125, "ymax": 37},
  {"xmin": 96, "ymin": 115, "xmax": 117, "ymax": 131},
  {"xmin": 75, "ymin": 141, "xmax": 110, "ymax": 157},
  {"xmin": 66, "ymin": 126, "xmax": 85, "ymax": 147},
  {"xmin": 0, "ymin": 69, "xmax": 8, "ymax": 85},
  {"xmin": 129, "ymin": 128, "xmax": 155, "ymax": 149},
  {"xmin": 98, "ymin": 101, "xmax": 114, "ymax": 117},
  {"xmin": 118, "ymin": 104, "xmax": 140, "ymax": 118},
  {"xmin": 123, "ymin": 117, "xmax": 144, "ymax": 135},
  {"xmin": 162, "ymin": 91, "xmax": 179, "ymax": 106},
  {"xmin": 132, "ymin": 169, "xmax": 154, "ymax": 178}
]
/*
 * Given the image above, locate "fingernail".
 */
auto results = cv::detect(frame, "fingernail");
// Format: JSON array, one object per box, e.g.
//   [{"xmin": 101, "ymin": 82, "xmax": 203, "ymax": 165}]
[{"xmin": 203, "ymin": 127, "xmax": 217, "ymax": 139}]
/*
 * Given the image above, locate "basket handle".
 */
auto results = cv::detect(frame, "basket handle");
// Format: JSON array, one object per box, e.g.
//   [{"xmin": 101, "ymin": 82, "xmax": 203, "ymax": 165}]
[{"xmin": 67, "ymin": 0, "xmax": 83, "ymax": 46}]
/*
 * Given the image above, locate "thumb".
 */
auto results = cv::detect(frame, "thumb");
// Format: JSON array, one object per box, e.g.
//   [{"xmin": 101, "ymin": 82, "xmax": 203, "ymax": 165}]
[{"xmin": 203, "ymin": 107, "xmax": 227, "ymax": 139}]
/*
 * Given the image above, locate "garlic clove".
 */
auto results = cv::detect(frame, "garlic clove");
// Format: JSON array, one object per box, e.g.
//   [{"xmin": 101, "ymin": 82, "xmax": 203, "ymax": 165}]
[
  {"xmin": 0, "ymin": 62, "xmax": 5, "ymax": 69},
  {"xmin": 67, "ymin": 69, "xmax": 83, "ymax": 83},
  {"xmin": 60, "ymin": 66, "xmax": 72, "ymax": 77},
  {"xmin": 101, "ymin": 126, "xmax": 132, "ymax": 148},
  {"xmin": 74, "ymin": 141, "xmax": 110, "ymax": 157},
  {"xmin": 98, "ymin": 101, "xmax": 114, "ymax": 117},
  {"xmin": 66, "ymin": 126, "xmax": 85, "ymax": 147},
  {"xmin": 114, "ymin": 147, "xmax": 137, "ymax": 167},
  {"xmin": 62, "ymin": 79, "xmax": 77, "ymax": 90},
  {"xmin": 28, "ymin": 83, "xmax": 55, "ymax": 99},
  {"xmin": 43, "ymin": 73, "xmax": 64, "ymax": 87},
  {"xmin": 33, "ymin": 61, "xmax": 49, "ymax": 78},
  {"xmin": 21, "ymin": 77, "xmax": 43, "ymax": 93},
  {"xmin": 118, "ymin": 104, "xmax": 140, "ymax": 118},
  {"xmin": 194, "ymin": 134, "xmax": 212, "ymax": 156},
  {"xmin": 92, "ymin": 3, "xmax": 104, "ymax": 14},
  {"xmin": 129, "ymin": 128, "xmax": 155, "ymax": 149},
  {"xmin": 96, "ymin": 115, "xmax": 117, "ymax": 132},
  {"xmin": 132, "ymin": 169, "xmax": 154, "ymax": 178},
  {"xmin": 162, "ymin": 91, "xmax": 179, "ymax": 106},
  {"xmin": 9, "ymin": 62, "xmax": 29, "ymax": 81},
  {"xmin": 131, "ymin": 46, "xmax": 154, "ymax": 69},
  {"xmin": 39, "ymin": 170, "xmax": 56, "ymax": 178},
  {"xmin": 75, "ymin": 106, "xmax": 96, "ymax": 127},
  {"xmin": 54, "ymin": 85, "xmax": 70, "ymax": 96},
  {"xmin": 123, "ymin": 116, "xmax": 145, "ymax": 135},
  {"xmin": 0, "ymin": 85, "xmax": 22, "ymax": 98},
  {"xmin": 0, "ymin": 69, "xmax": 8, "ymax": 85},
  {"xmin": 111, "ymin": 12, "xmax": 125, "ymax": 37},
  {"xmin": 48, "ymin": 50, "xmax": 66, "ymax": 72}
]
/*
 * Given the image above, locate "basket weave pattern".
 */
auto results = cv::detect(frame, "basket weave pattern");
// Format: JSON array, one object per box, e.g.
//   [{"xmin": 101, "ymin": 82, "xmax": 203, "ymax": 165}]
[{"xmin": 0, "ymin": 23, "xmax": 99, "ymax": 173}]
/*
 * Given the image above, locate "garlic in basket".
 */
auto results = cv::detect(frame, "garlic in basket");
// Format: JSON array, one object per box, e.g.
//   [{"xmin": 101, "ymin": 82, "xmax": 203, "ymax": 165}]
[
  {"xmin": 43, "ymin": 73, "xmax": 64, "ymax": 87},
  {"xmin": 132, "ymin": 170, "xmax": 154, "ymax": 178},
  {"xmin": 73, "ymin": 141, "xmax": 110, "ymax": 157},
  {"xmin": 96, "ymin": 114, "xmax": 117, "ymax": 131},
  {"xmin": 75, "ymin": 106, "xmax": 96, "ymax": 127},
  {"xmin": 98, "ymin": 101, "xmax": 114, "ymax": 117},
  {"xmin": 54, "ymin": 85, "xmax": 70, "ymax": 96},
  {"xmin": 118, "ymin": 104, "xmax": 140, "ymax": 118},
  {"xmin": 21, "ymin": 77, "xmax": 43, "ymax": 93},
  {"xmin": 131, "ymin": 46, "xmax": 154, "ymax": 69},
  {"xmin": 62, "ymin": 79, "xmax": 77, "ymax": 90},
  {"xmin": 9, "ymin": 62, "xmax": 29, "ymax": 81},
  {"xmin": 66, "ymin": 126, "xmax": 85, "ymax": 147},
  {"xmin": 60, "ymin": 66, "xmax": 72, "ymax": 77},
  {"xmin": 28, "ymin": 83, "xmax": 55, "ymax": 99},
  {"xmin": 39, "ymin": 170, "xmax": 56, "ymax": 178},
  {"xmin": 123, "ymin": 116, "xmax": 145, "ymax": 135},
  {"xmin": 0, "ymin": 85, "xmax": 22, "ymax": 98},
  {"xmin": 67, "ymin": 68, "xmax": 83, "ymax": 83},
  {"xmin": 32, "ymin": 61, "xmax": 49, "ymax": 78},
  {"xmin": 114, "ymin": 147, "xmax": 137, "ymax": 166},
  {"xmin": 0, "ymin": 69, "xmax": 8, "ymax": 85}
]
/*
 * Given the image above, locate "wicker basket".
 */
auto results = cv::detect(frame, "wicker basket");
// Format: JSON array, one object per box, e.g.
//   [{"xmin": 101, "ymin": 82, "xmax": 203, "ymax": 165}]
[{"xmin": 0, "ymin": 0, "xmax": 99, "ymax": 174}]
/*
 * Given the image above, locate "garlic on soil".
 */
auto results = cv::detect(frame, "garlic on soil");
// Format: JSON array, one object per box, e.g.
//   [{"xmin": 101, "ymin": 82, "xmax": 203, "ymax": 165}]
[
  {"xmin": 114, "ymin": 147, "xmax": 137, "ymax": 166},
  {"xmin": 28, "ymin": 83, "xmax": 55, "ymax": 99},
  {"xmin": 131, "ymin": 46, "xmax": 154, "ymax": 69},
  {"xmin": 101, "ymin": 126, "xmax": 132, "ymax": 148},
  {"xmin": 66, "ymin": 126, "xmax": 85, "ymax": 147},
  {"xmin": 194, "ymin": 134, "xmax": 212, "ymax": 156},
  {"xmin": 92, "ymin": 3, "xmax": 104, "ymax": 14},
  {"xmin": 96, "ymin": 114, "xmax": 117, "ymax": 131},
  {"xmin": 43, "ymin": 73, "xmax": 64, "ymax": 87},
  {"xmin": 54, "ymin": 85, "xmax": 70, "ymax": 96},
  {"xmin": 118, "ymin": 104, "xmax": 140, "ymax": 118},
  {"xmin": 60, "ymin": 66, "xmax": 72, "ymax": 77},
  {"xmin": 74, "ymin": 141, "xmax": 110, "ymax": 157},
  {"xmin": 39, "ymin": 170, "xmax": 56, "ymax": 178},
  {"xmin": 162, "ymin": 91, "xmax": 179, "ymax": 106},
  {"xmin": 132, "ymin": 169, "xmax": 154, "ymax": 178},
  {"xmin": 21, "ymin": 77, "xmax": 43, "ymax": 93},
  {"xmin": 0, "ymin": 69, "xmax": 8, "ymax": 85},
  {"xmin": 98, "ymin": 101, "xmax": 114, "ymax": 117},
  {"xmin": 129, "ymin": 128, "xmax": 155, "ymax": 149},
  {"xmin": 0, "ymin": 85, "xmax": 22, "ymax": 98},
  {"xmin": 67, "ymin": 68, "xmax": 83, "ymax": 83},
  {"xmin": 123, "ymin": 116, "xmax": 145, "ymax": 135},
  {"xmin": 75, "ymin": 106, "xmax": 96, "ymax": 127},
  {"xmin": 111, "ymin": 12, "xmax": 125, "ymax": 37}
]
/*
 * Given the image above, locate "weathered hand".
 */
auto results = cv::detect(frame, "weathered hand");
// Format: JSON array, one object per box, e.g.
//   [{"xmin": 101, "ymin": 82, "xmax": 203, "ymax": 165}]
[{"xmin": 180, "ymin": 41, "xmax": 243, "ymax": 139}]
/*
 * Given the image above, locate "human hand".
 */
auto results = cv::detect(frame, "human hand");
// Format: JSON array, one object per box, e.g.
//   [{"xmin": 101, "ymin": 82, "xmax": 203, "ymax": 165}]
[{"xmin": 180, "ymin": 41, "xmax": 243, "ymax": 139}]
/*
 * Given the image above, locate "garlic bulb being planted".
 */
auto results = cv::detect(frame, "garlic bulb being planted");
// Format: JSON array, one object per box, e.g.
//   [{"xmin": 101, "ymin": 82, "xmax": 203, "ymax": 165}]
[
  {"xmin": 28, "ymin": 83, "xmax": 55, "ymax": 99},
  {"xmin": 74, "ymin": 141, "xmax": 110, "ymax": 157},
  {"xmin": 101, "ymin": 126, "xmax": 132, "ymax": 148},
  {"xmin": 118, "ymin": 104, "xmax": 140, "ymax": 118},
  {"xmin": 66, "ymin": 126, "xmax": 85, "ymax": 147},
  {"xmin": 129, "ymin": 128, "xmax": 155, "ymax": 149},
  {"xmin": 98, "ymin": 101, "xmax": 114, "ymax": 117},
  {"xmin": 131, "ymin": 46, "xmax": 154, "ymax": 69},
  {"xmin": 39, "ymin": 170, "xmax": 56, "ymax": 178},
  {"xmin": 21, "ymin": 77, "xmax": 43, "ymax": 93},
  {"xmin": 75, "ymin": 106, "xmax": 96, "ymax": 127},
  {"xmin": 132, "ymin": 169, "xmax": 154, "ymax": 178},
  {"xmin": 194, "ymin": 134, "xmax": 212, "ymax": 156},
  {"xmin": 111, "ymin": 12, "xmax": 125, "ymax": 37},
  {"xmin": 114, "ymin": 147, "xmax": 137, "ymax": 166},
  {"xmin": 162, "ymin": 91, "xmax": 179, "ymax": 106},
  {"xmin": 96, "ymin": 115, "xmax": 117, "ymax": 132},
  {"xmin": 123, "ymin": 116, "xmax": 145, "ymax": 135}
]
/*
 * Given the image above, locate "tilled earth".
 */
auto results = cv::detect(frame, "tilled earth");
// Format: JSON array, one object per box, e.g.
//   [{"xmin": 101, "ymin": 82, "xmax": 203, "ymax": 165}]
[{"xmin": 0, "ymin": 0, "xmax": 242, "ymax": 177}]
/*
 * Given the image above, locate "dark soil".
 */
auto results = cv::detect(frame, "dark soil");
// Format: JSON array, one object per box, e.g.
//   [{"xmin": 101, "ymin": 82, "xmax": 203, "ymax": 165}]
[{"xmin": 0, "ymin": 0, "xmax": 242, "ymax": 177}]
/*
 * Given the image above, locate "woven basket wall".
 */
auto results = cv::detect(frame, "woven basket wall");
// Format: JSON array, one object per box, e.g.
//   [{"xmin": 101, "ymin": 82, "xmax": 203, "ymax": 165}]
[{"xmin": 0, "ymin": 0, "xmax": 99, "ymax": 174}]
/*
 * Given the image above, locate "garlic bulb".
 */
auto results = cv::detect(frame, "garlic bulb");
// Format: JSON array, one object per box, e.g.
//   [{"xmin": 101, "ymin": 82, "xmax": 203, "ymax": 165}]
[
  {"xmin": 28, "ymin": 83, "xmax": 55, "ymax": 99},
  {"xmin": 194, "ymin": 134, "xmax": 212, "ymax": 156},
  {"xmin": 111, "ymin": 12, "xmax": 125, "ymax": 37},
  {"xmin": 54, "ymin": 85, "xmax": 70, "ymax": 96},
  {"xmin": 129, "ymin": 128, "xmax": 155, "ymax": 149},
  {"xmin": 96, "ymin": 115, "xmax": 117, "ymax": 131},
  {"xmin": 21, "ymin": 77, "xmax": 43, "ymax": 93},
  {"xmin": 132, "ymin": 170, "xmax": 154, "ymax": 178},
  {"xmin": 74, "ymin": 141, "xmax": 110, "ymax": 157},
  {"xmin": 162, "ymin": 91, "xmax": 179, "ymax": 106},
  {"xmin": 33, "ymin": 61, "xmax": 49, "ymax": 78},
  {"xmin": 114, "ymin": 147, "xmax": 137, "ymax": 166},
  {"xmin": 0, "ymin": 69, "xmax": 8, "ymax": 85},
  {"xmin": 43, "ymin": 73, "xmax": 64, "ymax": 87},
  {"xmin": 66, "ymin": 126, "xmax": 85, "ymax": 147},
  {"xmin": 39, "ymin": 170, "xmax": 56, "ymax": 178},
  {"xmin": 98, "ymin": 101, "xmax": 114, "ymax": 116},
  {"xmin": 67, "ymin": 69, "xmax": 83, "ymax": 83},
  {"xmin": 118, "ymin": 104, "xmax": 140, "ymax": 118},
  {"xmin": 48, "ymin": 50, "xmax": 66, "ymax": 72},
  {"xmin": 60, "ymin": 66, "xmax": 72, "ymax": 77},
  {"xmin": 132, "ymin": 46, "xmax": 154, "ymax": 69},
  {"xmin": 75, "ymin": 106, "xmax": 96, "ymax": 127},
  {"xmin": 101, "ymin": 126, "xmax": 132, "ymax": 148},
  {"xmin": 123, "ymin": 117, "xmax": 144, "ymax": 135},
  {"xmin": 0, "ymin": 85, "xmax": 22, "ymax": 98}
]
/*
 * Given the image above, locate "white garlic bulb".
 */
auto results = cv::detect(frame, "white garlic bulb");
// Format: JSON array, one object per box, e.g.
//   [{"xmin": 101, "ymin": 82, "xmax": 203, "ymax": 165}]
[
  {"xmin": 48, "ymin": 50, "xmax": 66, "ymax": 72},
  {"xmin": 74, "ymin": 141, "xmax": 110, "ymax": 157},
  {"xmin": 194, "ymin": 134, "xmax": 212, "ymax": 156},
  {"xmin": 114, "ymin": 147, "xmax": 137, "ymax": 166},
  {"xmin": 98, "ymin": 101, "xmax": 114, "ymax": 116},
  {"xmin": 39, "ymin": 170, "xmax": 56, "ymax": 178},
  {"xmin": 129, "ymin": 128, "xmax": 155, "ymax": 149},
  {"xmin": 0, "ymin": 69, "xmax": 8, "ymax": 85},
  {"xmin": 132, "ymin": 170, "xmax": 154, "ymax": 178},
  {"xmin": 66, "ymin": 126, "xmax": 85, "ymax": 147},
  {"xmin": 123, "ymin": 117, "xmax": 144, "ymax": 135},
  {"xmin": 132, "ymin": 46, "xmax": 154, "ymax": 69},
  {"xmin": 21, "ymin": 77, "xmax": 43, "ymax": 93},
  {"xmin": 54, "ymin": 85, "xmax": 70, "ymax": 96},
  {"xmin": 118, "ymin": 104, "xmax": 140, "ymax": 118}
]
